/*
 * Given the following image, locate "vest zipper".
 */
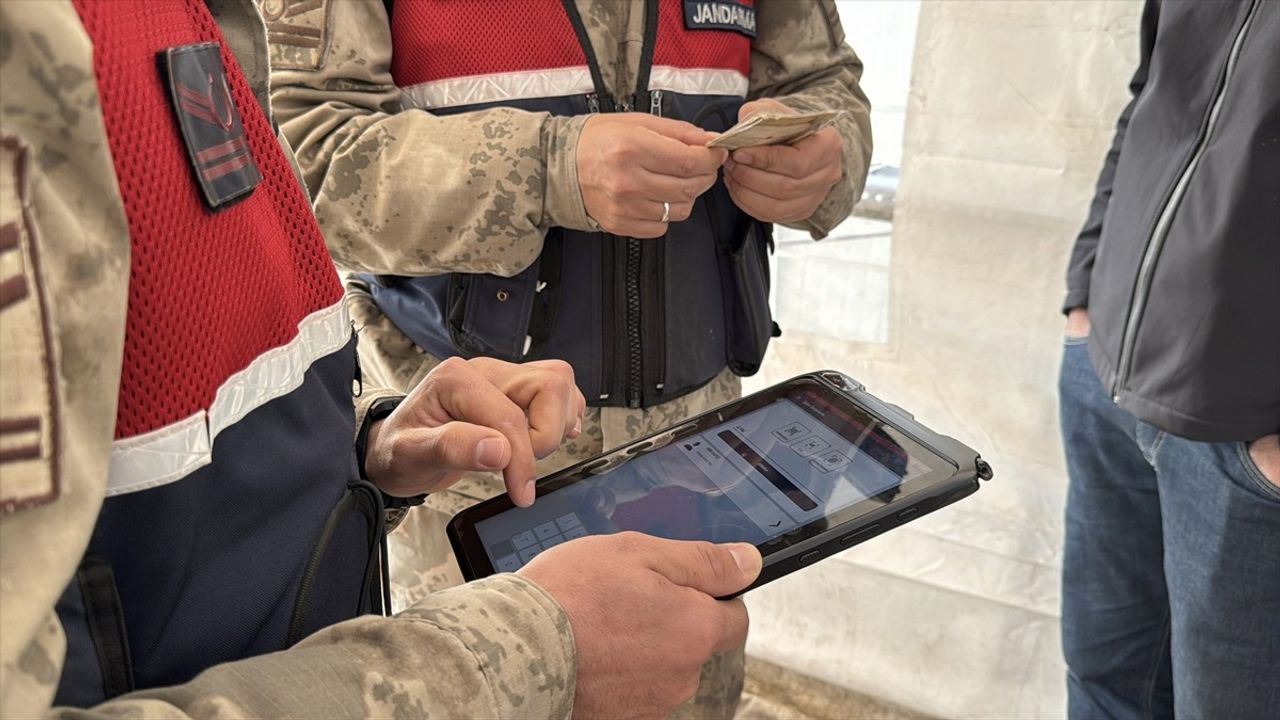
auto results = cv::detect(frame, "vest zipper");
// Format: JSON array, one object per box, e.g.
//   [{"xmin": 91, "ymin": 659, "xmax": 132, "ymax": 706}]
[
  {"xmin": 563, "ymin": 0, "xmax": 659, "ymax": 408},
  {"xmin": 1111, "ymin": 0, "xmax": 1260, "ymax": 403},
  {"xmin": 621, "ymin": 87, "xmax": 642, "ymax": 407},
  {"xmin": 621, "ymin": 88, "xmax": 665, "ymax": 407},
  {"xmin": 624, "ymin": 236, "xmax": 643, "ymax": 408},
  {"xmin": 599, "ymin": 238, "xmax": 616, "ymax": 402},
  {"xmin": 584, "ymin": 93, "xmax": 615, "ymax": 402},
  {"xmin": 650, "ymin": 89, "xmax": 666, "ymax": 397},
  {"xmin": 621, "ymin": 0, "xmax": 661, "ymax": 408}
]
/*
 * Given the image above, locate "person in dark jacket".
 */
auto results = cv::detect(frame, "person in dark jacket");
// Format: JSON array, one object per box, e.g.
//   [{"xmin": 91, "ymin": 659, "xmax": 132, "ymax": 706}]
[{"xmin": 1059, "ymin": 0, "xmax": 1279, "ymax": 717}]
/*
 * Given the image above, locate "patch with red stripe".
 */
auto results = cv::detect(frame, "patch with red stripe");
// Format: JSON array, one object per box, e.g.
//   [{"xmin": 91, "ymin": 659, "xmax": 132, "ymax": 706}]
[
  {"xmin": 0, "ymin": 136, "xmax": 60, "ymax": 511},
  {"xmin": 161, "ymin": 42, "xmax": 261, "ymax": 210}
]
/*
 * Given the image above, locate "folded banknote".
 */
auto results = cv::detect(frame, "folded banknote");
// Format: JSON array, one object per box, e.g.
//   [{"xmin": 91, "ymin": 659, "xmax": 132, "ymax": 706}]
[{"xmin": 706, "ymin": 110, "xmax": 842, "ymax": 151}]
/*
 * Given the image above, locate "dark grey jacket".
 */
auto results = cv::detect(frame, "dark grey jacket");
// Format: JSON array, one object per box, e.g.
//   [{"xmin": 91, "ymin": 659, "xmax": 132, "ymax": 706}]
[{"xmin": 1066, "ymin": 0, "xmax": 1280, "ymax": 442}]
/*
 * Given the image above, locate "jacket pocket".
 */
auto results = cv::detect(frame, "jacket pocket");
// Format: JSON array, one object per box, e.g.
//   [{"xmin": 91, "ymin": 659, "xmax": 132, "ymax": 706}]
[{"xmin": 720, "ymin": 220, "xmax": 778, "ymax": 376}]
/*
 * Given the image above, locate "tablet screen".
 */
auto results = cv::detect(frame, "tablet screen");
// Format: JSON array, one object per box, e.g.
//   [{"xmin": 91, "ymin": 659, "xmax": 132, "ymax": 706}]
[{"xmin": 473, "ymin": 388, "xmax": 940, "ymax": 573}]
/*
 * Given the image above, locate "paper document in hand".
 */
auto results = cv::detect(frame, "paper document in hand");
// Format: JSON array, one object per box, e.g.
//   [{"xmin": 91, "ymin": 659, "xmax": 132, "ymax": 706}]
[{"xmin": 706, "ymin": 111, "xmax": 842, "ymax": 151}]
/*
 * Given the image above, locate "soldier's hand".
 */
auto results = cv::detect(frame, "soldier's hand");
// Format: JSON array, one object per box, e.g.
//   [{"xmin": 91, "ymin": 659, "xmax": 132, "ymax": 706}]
[
  {"xmin": 723, "ymin": 99, "xmax": 844, "ymax": 224},
  {"xmin": 364, "ymin": 357, "xmax": 585, "ymax": 506},
  {"xmin": 577, "ymin": 114, "xmax": 728, "ymax": 238},
  {"xmin": 519, "ymin": 532, "xmax": 760, "ymax": 720}
]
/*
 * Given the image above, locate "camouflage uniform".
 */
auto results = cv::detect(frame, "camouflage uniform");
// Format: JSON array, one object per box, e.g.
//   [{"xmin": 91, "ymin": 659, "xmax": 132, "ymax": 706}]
[
  {"xmin": 0, "ymin": 1, "xmax": 575, "ymax": 717},
  {"xmin": 271, "ymin": 1, "xmax": 871, "ymax": 716}
]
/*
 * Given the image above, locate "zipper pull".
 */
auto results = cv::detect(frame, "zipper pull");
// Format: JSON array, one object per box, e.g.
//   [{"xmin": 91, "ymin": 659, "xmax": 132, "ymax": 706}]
[
  {"xmin": 351, "ymin": 320, "xmax": 363, "ymax": 397},
  {"xmin": 587, "ymin": 93, "xmax": 601, "ymax": 114},
  {"xmin": 616, "ymin": 96, "xmax": 632, "ymax": 113},
  {"xmin": 649, "ymin": 90, "xmax": 663, "ymax": 117}
]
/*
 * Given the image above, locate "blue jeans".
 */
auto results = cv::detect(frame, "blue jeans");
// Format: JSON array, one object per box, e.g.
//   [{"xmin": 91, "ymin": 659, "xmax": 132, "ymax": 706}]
[{"xmin": 1059, "ymin": 338, "xmax": 1280, "ymax": 719}]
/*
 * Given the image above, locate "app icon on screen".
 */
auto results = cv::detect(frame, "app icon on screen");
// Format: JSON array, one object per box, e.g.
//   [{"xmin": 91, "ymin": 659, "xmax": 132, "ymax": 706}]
[
  {"xmin": 793, "ymin": 436, "xmax": 831, "ymax": 458},
  {"xmin": 773, "ymin": 422, "xmax": 810, "ymax": 444},
  {"xmin": 813, "ymin": 451, "xmax": 851, "ymax": 472}
]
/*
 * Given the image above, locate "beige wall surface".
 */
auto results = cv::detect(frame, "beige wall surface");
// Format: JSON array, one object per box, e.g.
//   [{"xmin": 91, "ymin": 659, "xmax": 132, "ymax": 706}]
[{"xmin": 743, "ymin": 1, "xmax": 1143, "ymax": 717}]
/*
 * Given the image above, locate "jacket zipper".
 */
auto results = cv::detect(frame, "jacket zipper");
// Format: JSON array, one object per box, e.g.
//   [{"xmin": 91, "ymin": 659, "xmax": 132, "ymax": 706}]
[{"xmin": 1112, "ymin": 0, "xmax": 1261, "ymax": 402}]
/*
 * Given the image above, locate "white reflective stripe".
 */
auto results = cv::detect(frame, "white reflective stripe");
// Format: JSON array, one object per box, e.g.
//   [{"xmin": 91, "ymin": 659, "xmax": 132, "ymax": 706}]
[
  {"xmin": 401, "ymin": 66, "xmax": 595, "ymax": 110},
  {"xmin": 648, "ymin": 66, "xmax": 748, "ymax": 98},
  {"xmin": 106, "ymin": 412, "xmax": 211, "ymax": 497},
  {"xmin": 106, "ymin": 301, "xmax": 351, "ymax": 496},
  {"xmin": 399, "ymin": 65, "xmax": 749, "ymax": 110},
  {"xmin": 207, "ymin": 302, "xmax": 350, "ymax": 439}
]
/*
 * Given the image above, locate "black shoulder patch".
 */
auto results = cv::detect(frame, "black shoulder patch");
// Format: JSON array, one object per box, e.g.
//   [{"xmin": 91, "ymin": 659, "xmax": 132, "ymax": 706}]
[{"xmin": 160, "ymin": 43, "xmax": 261, "ymax": 210}]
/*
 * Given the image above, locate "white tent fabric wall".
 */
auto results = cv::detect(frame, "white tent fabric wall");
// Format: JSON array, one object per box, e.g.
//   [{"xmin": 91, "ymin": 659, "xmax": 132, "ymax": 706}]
[{"xmin": 742, "ymin": 2, "xmax": 1143, "ymax": 717}]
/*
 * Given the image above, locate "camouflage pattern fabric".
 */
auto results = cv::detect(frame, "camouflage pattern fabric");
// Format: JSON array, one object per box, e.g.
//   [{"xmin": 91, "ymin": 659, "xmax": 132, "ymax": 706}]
[
  {"xmin": 354, "ymin": 275, "xmax": 746, "ymax": 719},
  {"xmin": 274, "ymin": 1, "xmax": 872, "ymax": 716},
  {"xmin": 0, "ymin": 2, "xmax": 576, "ymax": 717},
  {"xmin": 269, "ymin": 0, "xmax": 872, "ymax": 281}
]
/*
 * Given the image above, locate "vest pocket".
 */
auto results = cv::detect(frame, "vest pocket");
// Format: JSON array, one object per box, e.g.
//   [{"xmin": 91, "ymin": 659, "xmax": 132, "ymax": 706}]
[
  {"xmin": 287, "ymin": 482, "xmax": 385, "ymax": 646},
  {"xmin": 446, "ymin": 259, "xmax": 544, "ymax": 361},
  {"xmin": 721, "ymin": 220, "xmax": 778, "ymax": 376}
]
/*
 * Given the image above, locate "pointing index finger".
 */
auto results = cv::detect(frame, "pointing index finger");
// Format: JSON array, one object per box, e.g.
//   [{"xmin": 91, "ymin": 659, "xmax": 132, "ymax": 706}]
[{"xmin": 430, "ymin": 361, "xmax": 539, "ymax": 506}]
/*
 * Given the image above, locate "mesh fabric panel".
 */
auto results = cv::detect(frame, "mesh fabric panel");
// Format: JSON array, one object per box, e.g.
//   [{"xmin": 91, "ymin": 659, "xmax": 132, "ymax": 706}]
[
  {"xmin": 71, "ymin": 0, "xmax": 343, "ymax": 439},
  {"xmin": 654, "ymin": 0, "xmax": 752, "ymax": 75},
  {"xmin": 390, "ymin": 0, "xmax": 587, "ymax": 87}
]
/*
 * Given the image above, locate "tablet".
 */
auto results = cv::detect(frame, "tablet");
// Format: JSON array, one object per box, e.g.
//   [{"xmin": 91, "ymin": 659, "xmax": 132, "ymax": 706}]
[{"xmin": 447, "ymin": 371, "xmax": 993, "ymax": 594}]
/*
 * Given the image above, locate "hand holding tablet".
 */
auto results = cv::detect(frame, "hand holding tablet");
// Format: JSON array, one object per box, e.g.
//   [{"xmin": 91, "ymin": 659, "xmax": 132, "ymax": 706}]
[{"xmin": 449, "ymin": 371, "xmax": 993, "ymax": 595}]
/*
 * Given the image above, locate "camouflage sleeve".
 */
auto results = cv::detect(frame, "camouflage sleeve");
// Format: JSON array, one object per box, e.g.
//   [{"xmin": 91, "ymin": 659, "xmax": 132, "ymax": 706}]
[
  {"xmin": 2, "ymin": 5, "xmax": 578, "ymax": 717},
  {"xmin": 48, "ymin": 576, "xmax": 575, "ymax": 720},
  {"xmin": 751, "ymin": 0, "xmax": 873, "ymax": 238},
  {"xmin": 262, "ymin": 0, "xmax": 591, "ymax": 279},
  {"xmin": 1, "ymin": 3, "xmax": 133, "ymax": 715}
]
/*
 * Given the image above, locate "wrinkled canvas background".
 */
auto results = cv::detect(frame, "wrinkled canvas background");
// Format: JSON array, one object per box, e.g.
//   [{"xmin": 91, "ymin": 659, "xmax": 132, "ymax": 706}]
[{"xmin": 743, "ymin": 2, "xmax": 1143, "ymax": 717}]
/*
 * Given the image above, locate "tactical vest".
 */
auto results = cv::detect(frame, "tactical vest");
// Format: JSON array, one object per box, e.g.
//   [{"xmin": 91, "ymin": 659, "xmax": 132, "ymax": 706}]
[
  {"xmin": 55, "ymin": 0, "xmax": 382, "ymax": 706},
  {"xmin": 372, "ymin": 0, "xmax": 777, "ymax": 409}
]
